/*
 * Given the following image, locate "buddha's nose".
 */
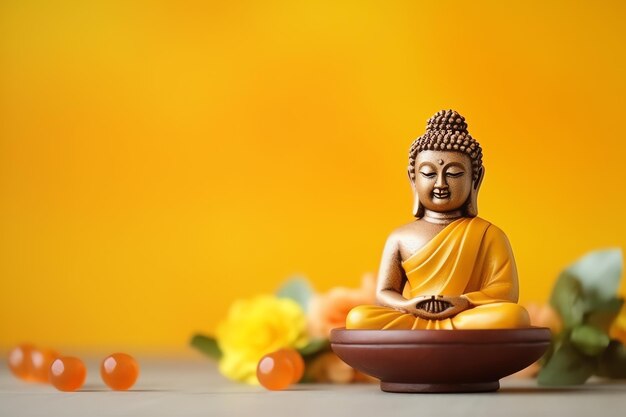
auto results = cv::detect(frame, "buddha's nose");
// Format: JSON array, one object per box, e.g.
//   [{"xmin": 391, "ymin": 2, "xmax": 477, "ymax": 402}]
[{"xmin": 434, "ymin": 174, "xmax": 448, "ymax": 189}]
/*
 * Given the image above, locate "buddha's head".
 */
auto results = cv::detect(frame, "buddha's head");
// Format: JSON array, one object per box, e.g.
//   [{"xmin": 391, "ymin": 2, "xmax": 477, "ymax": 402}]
[{"xmin": 408, "ymin": 110, "xmax": 484, "ymax": 218}]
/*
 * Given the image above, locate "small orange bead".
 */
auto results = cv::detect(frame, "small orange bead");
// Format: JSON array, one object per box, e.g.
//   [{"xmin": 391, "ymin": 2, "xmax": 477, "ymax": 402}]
[
  {"xmin": 100, "ymin": 353, "xmax": 139, "ymax": 391},
  {"xmin": 8, "ymin": 344, "xmax": 36, "ymax": 381},
  {"xmin": 30, "ymin": 348, "xmax": 59, "ymax": 383},
  {"xmin": 257, "ymin": 351, "xmax": 295, "ymax": 391},
  {"xmin": 50, "ymin": 357, "xmax": 86, "ymax": 392},
  {"xmin": 278, "ymin": 348, "xmax": 304, "ymax": 383}
]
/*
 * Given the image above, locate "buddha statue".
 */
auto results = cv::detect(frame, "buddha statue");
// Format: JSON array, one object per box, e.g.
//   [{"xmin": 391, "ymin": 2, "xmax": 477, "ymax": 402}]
[
  {"xmin": 331, "ymin": 110, "xmax": 549, "ymax": 393},
  {"xmin": 346, "ymin": 109, "xmax": 530, "ymax": 330}
]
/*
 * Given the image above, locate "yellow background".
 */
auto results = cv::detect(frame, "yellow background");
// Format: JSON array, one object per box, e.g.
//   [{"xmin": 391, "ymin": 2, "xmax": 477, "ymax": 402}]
[{"xmin": 1, "ymin": 0, "xmax": 625, "ymax": 353}]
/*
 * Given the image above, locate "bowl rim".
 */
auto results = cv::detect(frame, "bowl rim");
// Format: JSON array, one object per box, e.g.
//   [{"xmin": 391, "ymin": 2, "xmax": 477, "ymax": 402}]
[{"xmin": 330, "ymin": 326, "xmax": 552, "ymax": 345}]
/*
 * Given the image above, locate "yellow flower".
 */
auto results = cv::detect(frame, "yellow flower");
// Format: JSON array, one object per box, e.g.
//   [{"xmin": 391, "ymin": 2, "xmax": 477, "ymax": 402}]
[
  {"xmin": 610, "ymin": 303, "xmax": 626, "ymax": 345},
  {"xmin": 216, "ymin": 295, "xmax": 308, "ymax": 384}
]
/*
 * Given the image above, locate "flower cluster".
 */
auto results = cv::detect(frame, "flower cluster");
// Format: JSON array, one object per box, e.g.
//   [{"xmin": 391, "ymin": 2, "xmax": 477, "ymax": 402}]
[{"xmin": 191, "ymin": 274, "xmax": 377, "ymax": 385}]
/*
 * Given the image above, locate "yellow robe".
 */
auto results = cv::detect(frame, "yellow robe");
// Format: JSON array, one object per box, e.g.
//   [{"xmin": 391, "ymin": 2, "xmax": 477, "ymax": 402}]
[{"xmin": 346, "ymin": 217, "xmax": 530, "ymax": 330}]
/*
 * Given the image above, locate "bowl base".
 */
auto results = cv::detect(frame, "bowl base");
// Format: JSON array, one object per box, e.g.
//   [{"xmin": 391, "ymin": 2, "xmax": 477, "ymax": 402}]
[{"xmin": 381, "ymin": 380, "xmax": 499, "ymax": 393}]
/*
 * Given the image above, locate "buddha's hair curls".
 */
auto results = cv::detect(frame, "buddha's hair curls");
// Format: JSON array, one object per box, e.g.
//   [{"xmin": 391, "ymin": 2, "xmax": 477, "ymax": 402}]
[{"xmin": 408, "ymin": 110, "xmax": 483, "ymax": 181}]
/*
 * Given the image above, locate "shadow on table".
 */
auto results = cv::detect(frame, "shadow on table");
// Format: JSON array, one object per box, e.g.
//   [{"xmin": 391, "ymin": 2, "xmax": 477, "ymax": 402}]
[
  {"xmin": 80, "ymin": 384, "xmax": 176, "ymax": 393},
  {"xmin": 499, "ymin": 384, "xmax": 626, "ymax": 395}
]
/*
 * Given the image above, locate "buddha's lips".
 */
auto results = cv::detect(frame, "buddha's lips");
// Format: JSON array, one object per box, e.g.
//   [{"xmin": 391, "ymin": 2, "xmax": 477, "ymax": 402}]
[{"xmin": 433, "ymin": 191, "xmax": 450, "ymax": 199}]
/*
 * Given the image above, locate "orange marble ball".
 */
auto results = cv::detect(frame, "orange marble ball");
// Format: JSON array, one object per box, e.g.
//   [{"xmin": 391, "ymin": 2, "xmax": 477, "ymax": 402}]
[
  {"xmin": 30, "ymin": 348, "xmax": 59, "ymax": 383},
  {"xmin": 49, "ymin": 357, "xmax": 86, "ymax": 392},
  {"xmin": 278, "ymin": 348, "xmax": 304, "ymax": 383},
  {"xmin": 257, "ymin": 350, "xmax": 296, "ymax": 391},
  {"xmin": 8, "ymin": 344, "xmax": 59, "ymax": 383},
  {"xmin": 8, "ymin": 344, "xmax": 36, "ymax": 381},
  {"xmin": 100, "ymin": 353, "xmax": 139, "ymax": 391}
]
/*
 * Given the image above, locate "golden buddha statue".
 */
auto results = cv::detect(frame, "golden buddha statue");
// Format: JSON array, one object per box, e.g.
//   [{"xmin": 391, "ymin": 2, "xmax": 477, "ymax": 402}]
[{"xmin": 346, "ymin": 110, "xmax": 530, "ymax": 331}]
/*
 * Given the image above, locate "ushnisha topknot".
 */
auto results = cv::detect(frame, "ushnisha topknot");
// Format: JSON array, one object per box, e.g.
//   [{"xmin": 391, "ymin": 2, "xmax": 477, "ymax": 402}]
[
  {"xmin": 426, "ymin": 109, "xmax": 468, "ymax": 133},
  {"xmin": 408, "ymin": 110, "xmax": 483, "ymax": 181}
]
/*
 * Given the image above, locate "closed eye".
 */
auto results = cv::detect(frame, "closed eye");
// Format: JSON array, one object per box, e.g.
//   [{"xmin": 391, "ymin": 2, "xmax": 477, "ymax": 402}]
[
  {"xmin": 446, "ymin": 171, "xmax": 464, "ymax": 178},
  {"xmin": 420, "ymin": 172, "xmax": 436, "ymax": 179}
]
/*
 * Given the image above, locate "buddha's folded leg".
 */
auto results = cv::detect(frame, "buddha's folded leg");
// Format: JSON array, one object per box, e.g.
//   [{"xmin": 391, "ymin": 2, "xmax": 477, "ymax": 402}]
[
  {"xmin": 346, "ymin": 305, "xmax": 417, "ymax": 330},
  {"xmin": 345, "ymin": 305, "xmax": 456, "ymax": 330},
  {"xmin": 451, "ymin": 302, "xmax": 530, "ymax": 329}
]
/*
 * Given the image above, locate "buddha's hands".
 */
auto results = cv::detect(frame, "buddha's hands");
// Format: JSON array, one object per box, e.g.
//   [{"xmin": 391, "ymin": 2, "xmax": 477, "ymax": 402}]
[{"xmin": 399, "ymin": 295, "xmax": 471, "ymax": 320}]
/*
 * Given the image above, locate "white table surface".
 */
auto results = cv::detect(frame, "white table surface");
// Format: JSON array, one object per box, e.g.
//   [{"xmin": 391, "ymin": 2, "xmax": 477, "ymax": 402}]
[{"xmin": 1, "ymin": 358, "xmax": 626, "ymax": 417}]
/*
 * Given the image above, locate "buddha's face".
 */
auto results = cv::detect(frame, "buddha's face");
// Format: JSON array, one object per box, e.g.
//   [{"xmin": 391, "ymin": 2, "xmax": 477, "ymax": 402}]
[{"xmin": 414, "ymin": 150, "xmax": 473, "ymax": 213}]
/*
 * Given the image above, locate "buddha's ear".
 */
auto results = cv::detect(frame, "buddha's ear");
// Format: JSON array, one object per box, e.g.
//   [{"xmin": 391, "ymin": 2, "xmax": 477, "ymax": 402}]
[
  {"xmin": 408, "ymin": 169, "xmax": 424, "ymax": 218},
  {"xmin": 410, "ymin": 186, "xmax": 425, "ymax": 219},
  {"xmin": 465, "ymin": 166, "xmax": 484, "ymax": 217},
  {"xmin": 412, "ymin": 191, "xmax": 424, "ymax": 218}
]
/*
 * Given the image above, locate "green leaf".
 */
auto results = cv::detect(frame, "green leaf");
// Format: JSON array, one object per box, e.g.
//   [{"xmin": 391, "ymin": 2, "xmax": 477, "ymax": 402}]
[
  {"xmin": 586, "ymin": 297, "xmax": 624, "ymax": 332},
  {"xmin": 537, "ymin": 342, "xmax": 596, "ymax": 386},
  {"xmin": 276, "ymin": 276, "xmax": 314, "ymax": 312},
  {"xmin": 570, "ymin": 325, "xmax": 610, "ymax": 357},
  {"xmin": 539, "ymin": 330, "xmax": 569, "ymax": 366},
  {"xmin": 566, "ymin": 248, "xmax": 623, "ymax": 306},
  {"xmin": 538, "ymin": 339, "xmax": 556, "ymax": 367},
  {"xmin": 549, "ymin": 271, "xmax": 585, "ymax": 328},
  {"xmin": 298, "ymin": 338, "xmax": 329, "ymax": 357},
  {"xmin": 597, "ymin": 341, "xmax": 626, "ymax": 379},
  {"xmin": 190, "ymin": 333, "xmax": 222, "ymax": 360}
]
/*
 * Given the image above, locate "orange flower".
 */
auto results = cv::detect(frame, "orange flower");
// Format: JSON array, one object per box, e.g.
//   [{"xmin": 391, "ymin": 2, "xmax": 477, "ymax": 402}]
[
  {"xmin": 307, "ymin": 274, "xmax": 376, "ymax": 339},
  {"xmin": 525, "ymin": 302, "xmax": 562, "ymax": 334},
  {"xmin": 306, "ymin": 352, "xmax": 354, "ymax": 383},
  {"xmin": 305, "ymin": 352, "xmax": 378, "ymax": 384},
  {"xmin": 511, "ymin": 361, "xmax": 541, "ymax": 379}
]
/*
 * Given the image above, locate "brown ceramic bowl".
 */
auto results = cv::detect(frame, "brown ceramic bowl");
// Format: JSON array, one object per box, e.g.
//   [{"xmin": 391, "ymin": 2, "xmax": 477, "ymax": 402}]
[{"xmin": 330, "ymin": 327, "xmax": 551, "ymax": 393}]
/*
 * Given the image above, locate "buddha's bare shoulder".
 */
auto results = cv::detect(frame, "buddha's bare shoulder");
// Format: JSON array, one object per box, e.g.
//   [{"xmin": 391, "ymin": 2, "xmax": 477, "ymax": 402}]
[
  {"xmin": 387, "ymin": 220, "xmax": 427, "ymax": 239},
  {"xmin": 384, "ymin": 219, "xmax": 438, "ymax": 256}
]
